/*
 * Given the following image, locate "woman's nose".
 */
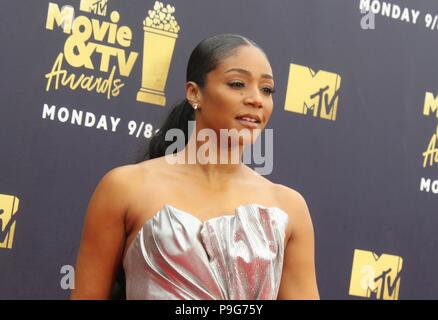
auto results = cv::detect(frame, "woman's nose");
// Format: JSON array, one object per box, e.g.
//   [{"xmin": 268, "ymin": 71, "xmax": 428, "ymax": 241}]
[{"xmin": 244, "ymin": 88, "xmax": 263, "ymax": 108}]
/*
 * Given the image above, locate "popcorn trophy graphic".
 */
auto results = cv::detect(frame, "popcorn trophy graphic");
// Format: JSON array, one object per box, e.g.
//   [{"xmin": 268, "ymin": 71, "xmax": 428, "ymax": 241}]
[{"xmin": 137, "ymin": 1, "xmax": 180, "ymax": 106}]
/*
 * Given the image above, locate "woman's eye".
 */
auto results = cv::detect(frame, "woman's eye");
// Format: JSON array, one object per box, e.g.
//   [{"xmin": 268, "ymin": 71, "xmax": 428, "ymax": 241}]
[
  {"xmin": 228, "ymin": 82, "xmax": 245, "ymax": 88},
  {"xmin": 228, "ymin": 82, "xmax": 276, "ymax": 95},
  {"xmin": 262, "ymin": 87, "xmax": 276, "ymax": 95}
]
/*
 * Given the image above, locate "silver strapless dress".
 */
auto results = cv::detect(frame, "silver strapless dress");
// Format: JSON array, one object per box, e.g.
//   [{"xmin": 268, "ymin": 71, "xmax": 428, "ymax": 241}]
[{"xmin": 123, "ymin": 203, "xmax": 289, "ymax": 300}]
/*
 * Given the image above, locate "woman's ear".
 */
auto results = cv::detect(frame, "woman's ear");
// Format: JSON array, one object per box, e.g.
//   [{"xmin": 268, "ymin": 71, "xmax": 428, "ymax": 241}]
[{"xmin": 186, "ymin": 81, "xmax": 202, "ymax": 105}]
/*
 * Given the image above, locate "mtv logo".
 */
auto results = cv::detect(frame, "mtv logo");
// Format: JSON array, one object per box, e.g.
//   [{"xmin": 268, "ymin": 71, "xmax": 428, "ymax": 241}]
[
  {"xmin": 0, "ymin": 194, "xmax": 20, "ymax": 249},
  {"xmin": 80, "ymin": 0, "xmax": 108, "ymax": 16},
  {"xmin": 284, "ymin": 64, "xmax": 341, "ymax": 121},
  {"xmin": 349, "ymin": 249, "xmax": 403, "ymax": 300}
]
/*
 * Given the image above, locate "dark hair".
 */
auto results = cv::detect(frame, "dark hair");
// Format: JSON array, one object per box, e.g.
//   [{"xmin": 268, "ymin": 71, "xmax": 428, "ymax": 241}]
[{"xmin": 112, "ymin": 33, "xmax": 265, "ymax": 300}]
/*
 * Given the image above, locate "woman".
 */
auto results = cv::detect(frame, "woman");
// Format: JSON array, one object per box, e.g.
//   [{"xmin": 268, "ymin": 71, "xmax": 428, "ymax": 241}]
[{"xmin": 71, "ymin": 34, "xmax": 319, "ymax": 300}]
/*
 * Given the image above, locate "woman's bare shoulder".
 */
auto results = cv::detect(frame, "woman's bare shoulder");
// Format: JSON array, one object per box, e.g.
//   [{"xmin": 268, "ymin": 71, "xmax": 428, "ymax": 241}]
[
  {"xmin": 273, "ymin": 183, "xmax": 310, "ymax": 215},
  {"xmin": 273, "ymin": 183, "xmax": 305, "ymax": 202},
  {"xmin": 106, "ymin": 157, "xmax": 167, "ymax": 183},
  {"xmin": 103, "ymin": 157, "xmax": 173, "ymax": 201},
  {"xmin": 273, "ymin": 183, "xmax": 313, "ymax": 238},
  {"xmin": 242, "ymin": 166, "xmax": 277, "ymax": 186}
]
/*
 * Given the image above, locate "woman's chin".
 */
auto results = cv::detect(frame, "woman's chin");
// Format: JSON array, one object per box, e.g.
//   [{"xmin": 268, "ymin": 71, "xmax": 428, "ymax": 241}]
[
  {"xmin": 235, "ymin": 131, "xmax": 262, "ymax": 146},
  {"xmin": 207, "ymin": 125, "xmax": 263, "ymax": 147}
]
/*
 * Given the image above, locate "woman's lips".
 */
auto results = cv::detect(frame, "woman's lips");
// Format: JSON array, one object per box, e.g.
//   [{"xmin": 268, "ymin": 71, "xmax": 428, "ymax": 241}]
[{"xmin": 235, "ymin": 118, "xmax": 260, "ymax": 129}]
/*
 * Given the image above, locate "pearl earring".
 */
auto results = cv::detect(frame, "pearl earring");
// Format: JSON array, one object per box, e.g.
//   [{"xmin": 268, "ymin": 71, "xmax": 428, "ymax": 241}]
[{"xmin": 193, "ymin": 103, "xmax": 199, "ymax": 110}]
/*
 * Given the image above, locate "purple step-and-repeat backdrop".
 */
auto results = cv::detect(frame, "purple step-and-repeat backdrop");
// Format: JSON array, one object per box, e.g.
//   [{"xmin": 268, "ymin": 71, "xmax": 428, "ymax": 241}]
[{"xmin": 1, "ymin": 0, "xmax": 437, "ymax": 299}]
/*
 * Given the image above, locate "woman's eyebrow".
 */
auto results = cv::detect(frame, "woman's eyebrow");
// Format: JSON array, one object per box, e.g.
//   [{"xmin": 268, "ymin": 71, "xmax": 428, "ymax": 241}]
[{"xmin": 224, "ymin": 67, "xmax": 273, "ymax": 80}]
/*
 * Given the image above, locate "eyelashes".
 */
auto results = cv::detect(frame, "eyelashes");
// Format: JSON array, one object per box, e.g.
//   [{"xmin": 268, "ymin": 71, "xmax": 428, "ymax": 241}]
[
  {"xmin": 266, "ymin": 87, "xmax": 276, "ymax": 94},
  {"xmin": 228, "ymin": 82, "xmax": 276, "ymax": 95}
]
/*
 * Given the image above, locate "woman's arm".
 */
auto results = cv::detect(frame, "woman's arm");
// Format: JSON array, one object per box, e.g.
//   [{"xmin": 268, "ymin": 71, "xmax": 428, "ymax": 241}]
[
  {"xmin": 276, "ymin": 186, "xmax": 320, "ymax": 300},
  {"xmin": 70, "ymin": 167, "xmax": 129, "ymax": 299}
]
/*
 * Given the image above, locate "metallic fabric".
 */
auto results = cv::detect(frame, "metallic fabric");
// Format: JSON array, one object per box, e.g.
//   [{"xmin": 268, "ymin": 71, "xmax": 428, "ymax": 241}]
[{"xmin": 123, "ymin": 203, "xmax": 289, "ymax": 300}]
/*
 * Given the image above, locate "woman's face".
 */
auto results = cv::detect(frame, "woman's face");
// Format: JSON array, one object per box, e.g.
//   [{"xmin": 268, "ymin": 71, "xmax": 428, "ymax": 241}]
[{"xmin": 188, "ymin": 45, "xmax": 275, "ymax": 146}]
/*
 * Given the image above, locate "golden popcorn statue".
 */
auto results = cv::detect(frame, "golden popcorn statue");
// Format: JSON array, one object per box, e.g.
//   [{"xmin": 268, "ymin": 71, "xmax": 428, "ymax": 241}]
[{"xmin": 136, "ymin": 1, "xmax": 180, "ymax": 106}]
